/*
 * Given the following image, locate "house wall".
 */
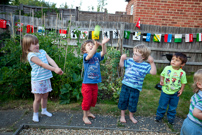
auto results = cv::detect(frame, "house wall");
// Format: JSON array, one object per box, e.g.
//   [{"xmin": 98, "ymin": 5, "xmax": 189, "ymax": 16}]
[{"xmin": 126, "ymin": 0, "xmax": 202, "ymax": 28}]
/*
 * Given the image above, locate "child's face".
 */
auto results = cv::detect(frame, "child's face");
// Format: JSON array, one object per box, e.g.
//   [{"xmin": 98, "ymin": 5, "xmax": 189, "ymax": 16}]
[
  {"xmin": 133, "ymin": 49, "xmax": 144, "ymax": 63},
  {"xmin": 84, "ymin": 42, "xmax": 94, "ymax": 53},
  {"xmin": 171, "ymin": 56, "xmax": 184, "ymax": 69},
  {"xmin": 29, "ymin": 43, "xmax": 39, "ymax": 52}
]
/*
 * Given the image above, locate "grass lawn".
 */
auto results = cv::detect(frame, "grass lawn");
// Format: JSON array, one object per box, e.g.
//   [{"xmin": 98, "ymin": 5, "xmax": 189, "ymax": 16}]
[{"xmin": 0, "ymin": 73, "xmax": 194, "ymax": 119}]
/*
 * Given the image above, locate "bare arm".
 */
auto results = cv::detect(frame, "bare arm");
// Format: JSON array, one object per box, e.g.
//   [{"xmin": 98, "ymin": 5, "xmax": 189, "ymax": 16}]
[
  {"xmin": 160, "ymin": 76, "xmax": 164, "ymax": 85},
  {"xmin": 193, "ymin": 107, "xmax": 202, "ymax": 120},
  {"xmin": 178, "ymin": 84, "xmax": 185, "ymax": 97},
  {"xmin": 100, "ymin": 37, "xmax": 110, "ymax": 57},
  {"xmin": 147, "ymin": 56, "xmax": 157, "ymax": 75},
  {"xmin": 85, "ymin": 41, "xmax": 99, "ymax": 61},
  {"xmin": 46, "ymin": 53, "xmax": 59, "ymax": 68},
  {"xmin": 31, "ymin": 56, "xmax": 63, "ymax": 75},
  {"xmin": 119, "ymin": 54, "xmax": 127, "ymax": 67}
]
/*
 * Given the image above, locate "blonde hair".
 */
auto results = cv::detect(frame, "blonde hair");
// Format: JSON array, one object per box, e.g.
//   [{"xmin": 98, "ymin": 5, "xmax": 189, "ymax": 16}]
[
  {"xmin": 81, "ymin": 39, "xmax": 94, "ymax": 54},
  {"xmin": 21, "ymin": 34, "xmax": 39, "ymax": 62},
  {"xmin": 193, "ymin": 69, "xmax": 202, "ymax": 93},
  {"xmin": 133, "ymin": 44, "xmax": 151, "ymax": 60}
]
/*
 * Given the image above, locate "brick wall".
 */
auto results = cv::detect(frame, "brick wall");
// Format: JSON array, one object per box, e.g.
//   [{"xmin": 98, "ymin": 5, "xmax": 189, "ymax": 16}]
[{"xmin": 126, "ymin": 0, "xmax": 202, "ymax": 28}]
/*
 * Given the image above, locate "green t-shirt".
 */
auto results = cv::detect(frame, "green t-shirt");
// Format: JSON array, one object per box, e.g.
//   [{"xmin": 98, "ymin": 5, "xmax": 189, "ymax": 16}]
[{"xmin": 161, "ymin": 66, "xmax": 187, "ymax": 94}]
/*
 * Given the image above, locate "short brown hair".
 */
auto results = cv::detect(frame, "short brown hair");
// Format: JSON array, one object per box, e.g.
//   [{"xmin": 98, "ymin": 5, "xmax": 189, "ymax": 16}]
[
  {"xmin": 133, "ymin": 44, "xmax": 151, "ymax": 60},
  {"xmin": 81, "ymin": 40, "xmax": 94, "ymax": 54},
  {"xmin": 193, "ymin": 69, "xmax": 202, "ymax": 93},
  {"xmin": 173, "ymin": 52, "xmax": 187, "ymax": 64}
]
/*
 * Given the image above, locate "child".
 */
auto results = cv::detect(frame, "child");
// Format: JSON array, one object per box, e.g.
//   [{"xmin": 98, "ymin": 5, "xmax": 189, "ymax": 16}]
[
  {"xmin": 81, "ymin": 37, "xmax": 110, "ymax": 124},
  {"xmin": 21, "ymin": 34, "xmax": 63, "ymax": 122},
  {"xmin": 180, "ymin": 69, "xmax": 202, "ymax": 135},
  {"xmin": 155, "ymin": 52, "xmax": 187, "ymax": 124},
  {"xmin": 118, "ymin": 44, "xmax": 157, "ymax": 124}
]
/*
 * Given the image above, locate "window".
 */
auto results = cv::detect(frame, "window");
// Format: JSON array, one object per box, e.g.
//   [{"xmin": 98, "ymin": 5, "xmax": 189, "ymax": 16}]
[{"xmin": 130, "ymin": 5, "xmax": 134, "ymax": 15}]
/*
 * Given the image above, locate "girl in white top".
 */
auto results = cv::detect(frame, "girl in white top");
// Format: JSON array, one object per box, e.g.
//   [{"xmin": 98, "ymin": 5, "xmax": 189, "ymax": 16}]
[{"xmin": 22, "ymin": 34, "xmax": 63, "ymax": 122}]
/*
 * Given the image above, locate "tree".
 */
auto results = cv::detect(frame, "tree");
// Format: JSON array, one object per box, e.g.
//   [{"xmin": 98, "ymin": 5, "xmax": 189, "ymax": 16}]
[
  {"xmin": 0, "ymin": 0, "xmax": 11, "ymax": 5},
  {"xmin": 97, "ymin": 0, "xmax": 107, "ymax": 12}
]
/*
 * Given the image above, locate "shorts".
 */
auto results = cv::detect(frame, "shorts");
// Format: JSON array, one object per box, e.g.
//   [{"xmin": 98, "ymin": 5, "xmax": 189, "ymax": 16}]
[
  {"xmin": 118, "ymin": 84, "xmax": 140, "ymax": 113},
  {"xmin": 31, "ymin": 79, "xmax": 52, "ymax": 94}
]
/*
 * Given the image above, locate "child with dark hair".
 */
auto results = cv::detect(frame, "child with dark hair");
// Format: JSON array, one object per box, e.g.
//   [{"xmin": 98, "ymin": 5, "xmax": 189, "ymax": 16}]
[{"xmin": 155, "ymin": 52, "xmax": 187, "ymax": 124}]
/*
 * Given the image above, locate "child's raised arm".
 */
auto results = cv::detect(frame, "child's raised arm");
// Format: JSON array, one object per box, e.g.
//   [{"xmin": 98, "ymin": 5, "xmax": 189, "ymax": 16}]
[
  {"xmin": 119, "ymin": 54, "xmax": 127, "ymax": 67},
  {"xmin": 147, "ymin": 56, "xmax": 157, "ymax": 75},
  {"xmin": 193, "ymin": 107, "xmax": 202, "ymax": 120},
  {"xmin": 100, "ymin": 37, "xmax": 110, "ymax": 57}
]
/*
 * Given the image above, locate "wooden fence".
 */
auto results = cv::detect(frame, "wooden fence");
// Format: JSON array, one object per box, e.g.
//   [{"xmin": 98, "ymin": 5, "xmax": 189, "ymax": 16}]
[{"xmin": 1, "ymin": 14, "xmax": 202, "ymax": 73}]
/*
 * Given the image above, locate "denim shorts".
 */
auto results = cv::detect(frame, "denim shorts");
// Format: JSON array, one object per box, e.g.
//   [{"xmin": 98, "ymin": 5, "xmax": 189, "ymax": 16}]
[
  {"xmin": 118, "ymin": 84, "xmax": 140, "ymax": 113},
  {"xmin": 180, "ymin": 117, "xmax": 202, "ymax": 135}
]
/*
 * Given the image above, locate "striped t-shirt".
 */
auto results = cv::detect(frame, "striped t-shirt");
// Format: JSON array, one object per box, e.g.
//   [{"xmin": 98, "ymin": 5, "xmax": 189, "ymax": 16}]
[
  {"xmin": 187, "ymin": 90, "xmax": 202, "ymax": 126},
  {"xmin": 122, "ymin": 58, "xmax": 151, "ymax": 91},
  {"xmin": 27, "ymin": 49, "xmax": 53, "ymax": 81}
]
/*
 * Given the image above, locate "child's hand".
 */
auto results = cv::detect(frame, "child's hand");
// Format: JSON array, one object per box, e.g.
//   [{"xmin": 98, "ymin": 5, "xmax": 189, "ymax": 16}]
[
  {"xmin": 54, "ymin": 68, "xmax": 63, "ymax": 75},
  {"xmin": 102, "ymin": 36, "xmax": 110, "ymax": 45},
  {"xmin": 178, "ymin": 89, "xmax": 183, "ymax": 97},
  {"xmin": 147, "ymin": 56, "xmax": 154, "ymax": 63},
  {"xmin": 121, "ymin": 54, "xmax": 127, "ymax": 61},
  {"xmin": 160, "ymin": 80, "xmax": 164, "ymax": 86}
]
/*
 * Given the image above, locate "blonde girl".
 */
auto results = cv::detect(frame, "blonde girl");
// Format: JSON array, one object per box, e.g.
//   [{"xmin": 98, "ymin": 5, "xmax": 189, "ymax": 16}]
[
  {"xmin": 22, "ymin": 34, "xmax": 63, "ymax": 122},
  {"xmin": 180, "ymin": 69, "xmax": 202, "ymax": 135}
]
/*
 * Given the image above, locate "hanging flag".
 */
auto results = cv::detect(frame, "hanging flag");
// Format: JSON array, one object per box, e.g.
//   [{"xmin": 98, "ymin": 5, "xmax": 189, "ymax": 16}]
[
  {"xmin": 80, "ymin": 31, "xmax": 88, "ymax": 39},
  {"xmin": 15, "ymin": 22, "xmax": 23, "ymax": 32},
  {"xmin": 103, "ymin": 31, "xmax": 110, "ymax": 39},
  {"xmin": 113, "ymin": 30, "xmax": 120, "ymax": 39},
  {"xmin": 185, "ymin": 34, "xmax": 193, "ymax": 42},
  {"xmin": 196, "ymin": 33, "xmax": 202, "ymax": 42},
  {"xmin": 59, "ymin": 29, "xmax": 67, "ymax": 38},
  {"xmin": 92, "ymin": 31, "xmax": 99, "ymax": 39},
  {"xmin": 71, "ymin": 30, "xmax": 77, "ymax": 39},
  {"xmin": 142, "ymin": 33, "xmax": 151, "ymax": 42},
  {"xmin": 27, "ymin": 25, "xmax": 34, "ymax": 33},
  {"xmin": 164, "ymin": 34, "xmax": 172, "ymax": 43},
  {"xmin": 0, "ymin": 19, "xmax": 7, "ymax": 28},
  {"xmin": 153, "ymin": 34, "xmax": 161, "ymax": 42},
  {"xmin": 37, "ymin": 26, "xmax": 45, "ymax": 35},
  {"xmin": 136, "ymin": 17, "xmax": 140, "ymax": 29},
  {"xmin": 174, "ymin": 34, "xmax": 182, "ymax": 42},
  {"xmin": 124, "ymin": 31, "xmax": 131, "ymax": 39},
  {"xmin": 133, "ymin": 32, "xmax": 141, "ymax": 40}
]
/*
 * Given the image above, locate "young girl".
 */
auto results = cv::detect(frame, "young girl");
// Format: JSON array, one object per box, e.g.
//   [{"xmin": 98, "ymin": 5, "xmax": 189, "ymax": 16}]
[
  {"xmin": 22, "ymin": 34, "xmax": 63, "ymax": 122},
  {"xmin": 180, "ymin": 69, "xmax": 202, "ymax": 135}
]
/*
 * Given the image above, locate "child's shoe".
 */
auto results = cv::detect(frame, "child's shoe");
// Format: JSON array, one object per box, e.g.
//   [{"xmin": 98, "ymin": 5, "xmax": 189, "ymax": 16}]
[
  {"xmin": 41, "ymin": 110, "xmax": 52, "ymax": 117},
  {"xmin": 155, "ymin": 116, "xmax": 162, "ymax": 122},
  {"xmin": 168, "ymin": 118, "xmax": 174, "ymax": 125},
  {"xmin": 32, "ymin": 113, "xmax": 39, "ymax": 122}
]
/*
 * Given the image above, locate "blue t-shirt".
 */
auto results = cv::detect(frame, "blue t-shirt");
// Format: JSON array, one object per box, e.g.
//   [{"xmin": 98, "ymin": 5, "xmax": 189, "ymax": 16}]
[
  {"xmin": 27, "ymin": 49, "xmax": 53, "ymax": 81},
  {"xmin": 187, "ymin": 90, "xmax": 202, "ymax": 126},
  {"xmin": 82, "ymin": 52, "xmax": 104, "ymax": 84},
  {"xmin": 122, "ymin": 58, "xmax": 151, "ymax": 91}
]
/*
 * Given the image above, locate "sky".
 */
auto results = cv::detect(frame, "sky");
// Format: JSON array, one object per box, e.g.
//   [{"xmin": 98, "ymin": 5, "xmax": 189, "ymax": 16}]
[{"xmin": 47, "ymin": 0, "xmax": 128, "ymax": 14}]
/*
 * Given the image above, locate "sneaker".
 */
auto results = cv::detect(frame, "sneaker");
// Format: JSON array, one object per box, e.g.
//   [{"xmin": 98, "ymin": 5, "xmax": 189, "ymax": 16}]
[
  {"xmin": 41, "ymin": 111, "xmax": 52, "ymax": 117},
  {"xmin": 155, "ymin": 116, "xmax": 162, "ymax": 122},
  {"xmin": 168, "ymin": 119, "xmax": 174, "ymax": 125},
  {"xmin": 32, "ymin": 115, "xmax": 39, "ymax": 122}
]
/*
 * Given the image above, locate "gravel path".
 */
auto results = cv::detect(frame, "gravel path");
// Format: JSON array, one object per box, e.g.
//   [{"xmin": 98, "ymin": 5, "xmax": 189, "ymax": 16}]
[{"xmin": 19, "ymin": 128, "xmax": 178, "ymax": 135}]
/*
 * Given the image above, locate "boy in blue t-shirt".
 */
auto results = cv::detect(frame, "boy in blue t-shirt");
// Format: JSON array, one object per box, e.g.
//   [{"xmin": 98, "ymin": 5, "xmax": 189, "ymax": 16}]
[
  {"xmin": 81, "ymin": 37, "xmax": 109, "ymax": 124},
  {"xmin": 118, "ymin": 44, "xmax": 157, "ymax": 124}
]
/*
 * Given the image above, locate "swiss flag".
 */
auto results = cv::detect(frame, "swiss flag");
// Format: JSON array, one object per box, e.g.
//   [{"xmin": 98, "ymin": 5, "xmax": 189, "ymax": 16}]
[{"xmin": 136, "ymin": 17, "xmax": 140, "ymax": 29}]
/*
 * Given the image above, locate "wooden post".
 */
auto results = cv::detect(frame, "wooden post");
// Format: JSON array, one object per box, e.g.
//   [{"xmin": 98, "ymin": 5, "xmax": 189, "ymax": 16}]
[
  {"xmin": 64, "ymin": 15, "xmax": 72, "ymax": 72},
  {"xmin": 119, "ymin": 23, "xmax": 125, "ymax": 55},
  {"xmin": 32, "ymin": 9, "xmax": 34, "ymax": 33},
  {"xmin": 19, "ymin": 10, "xmax": 21, "ymax": 46},
  {"xmin": 10, "ymin": 13, "xmax": 15, "ymax": 39}
]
